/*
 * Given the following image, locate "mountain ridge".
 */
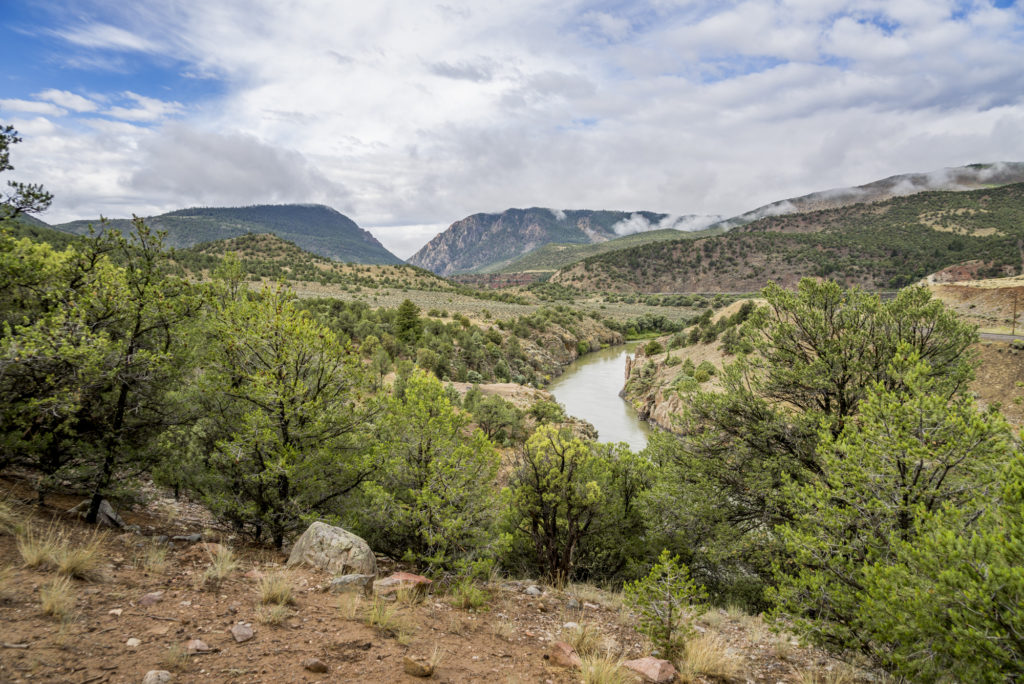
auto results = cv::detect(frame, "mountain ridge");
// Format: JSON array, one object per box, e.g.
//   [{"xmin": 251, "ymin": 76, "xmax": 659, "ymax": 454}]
[{"xmin": 50, "ymin": 203, "xmax": 403, "ymax": 265}]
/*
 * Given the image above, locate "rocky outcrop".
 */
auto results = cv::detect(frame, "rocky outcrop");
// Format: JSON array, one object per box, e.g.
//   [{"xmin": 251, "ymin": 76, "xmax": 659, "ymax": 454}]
[{"xmin": 286, "ymin": 522, "xmax": 377, "ymax": 576}]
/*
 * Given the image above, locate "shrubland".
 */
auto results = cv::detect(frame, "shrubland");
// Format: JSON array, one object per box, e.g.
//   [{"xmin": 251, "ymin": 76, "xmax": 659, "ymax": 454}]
[{"xmin": 1, "ymin": 127, "xmax": 1019, "ymax": 680}]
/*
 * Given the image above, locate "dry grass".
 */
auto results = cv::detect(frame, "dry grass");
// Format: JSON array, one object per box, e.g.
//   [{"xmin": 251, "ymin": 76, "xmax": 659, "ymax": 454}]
[
  {"xmin": 255, "ymin": 604, "xmax": 290, "ymax": 625},
  {"xmin": 40, "ymin": 576, "xmax": 76, "ymax": 621},
  {"xmin": 579, "ymin": 654, "xmax": 632, "ymax": 684},
  {"xmin": 493, "ymin": 618, "xmax": 517, "ymax": 641},
  {"xmin": 0, "ymin": 498, "xmax": 25, "ymax": 536},
  {"xmin": 160, "ymin": 643, "xmax": 191, "ymax": 671},
  {"xmin": 136, "ymin": 542, "xmax": 168, "ymax": 574},
  {"xmin": 257, "ymin": 572, "xmax": 294, "ymax": 605},
  {"xmin": 679, "ymin": 633, "xmax": 741, "ymax": 682},
  {"xmin": 17, "ymin": 524, "xmax": 62, "ymax": 569},
  {"xmin": 561, "ymin": 622, "xmax": 603, "ymax": 657},
  {"xmin": 796, "ymin": 662, "xmax": 863, "ymax": 684},
  {"xmin": 365, "ymin": 596, "xmax": 406, "ymax": 637},
  {"xmin": 201, "ymin": 546, "xmax": 238, "ymax": 588},
  {"xmin": 337, "ymin": 593, "xmax": 362, "ymax": 620},
  {"xmin": 56, "ymin": 531, "xmax": 106, "ymax": 581},
  {"xmin": 0, "ymin": 564, "xmax": 14, "ymax": 599}
]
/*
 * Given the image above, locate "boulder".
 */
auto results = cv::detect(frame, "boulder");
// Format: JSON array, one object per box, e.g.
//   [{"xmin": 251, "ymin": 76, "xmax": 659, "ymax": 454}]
[
  {"xmin": 286, "ymin": 522, "xmax": 376, "ymax": 576},
  {"xmin": 623, "ymin": 657, "xmax": 678, "ymax": 683},
  {"xmin": 327, "ymin": 573, "xmax": 375, "ymax": 596},
  {"xmin": 373, "ymin": 572, "xmax": 432, "ymax": 597},
  {"xmin": 67, "ymin": 499, "xmax": 124, "ymax": 528},
  {"xmin": 547, "ymin": 641, "xmax": 582, "ymax": 668}
]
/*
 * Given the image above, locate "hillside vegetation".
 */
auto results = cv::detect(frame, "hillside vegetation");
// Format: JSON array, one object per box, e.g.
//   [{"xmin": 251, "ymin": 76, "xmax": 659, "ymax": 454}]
[
  {"xmin": 481, "ymin": 226, "xmax": 724, "ymax": 276},
  {"xmin": 551, "ymin": 182, "xmax": 1024, "ymax": 292},
  {"xmin": 52, "ymin": 203, "xmax": 402, "ymax": 264}
]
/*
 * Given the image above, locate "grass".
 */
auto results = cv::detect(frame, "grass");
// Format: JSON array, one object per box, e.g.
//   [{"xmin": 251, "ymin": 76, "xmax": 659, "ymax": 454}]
[
  {"xmin": 160, "ymin": 643, "xmax": 191, "ymax": 671},
  {"xmin": 449, "ymin": 577, "xmax": 489, "ymax": 610},
  {"xmin": 201, "ymin": 545, "xmax": 238, "ymax": 588},
  {"xmin": 493, "ymin": 618, "xmax": 517, "ymax": 641},
  {"xmin": 338, "ymin": 593, "xmax": 362, "ymax": 620},
  {"xmin": 257, "ymin": 572, "xmax": 294, "ymax": 605},
  {"xmin": 17, "ymin": 524, "xmax": 62, "ymax": 569},
  {"xmin": 56, "ymin": 531, "xmax": 106, "ymax": 581},
  {"xmin": 562, "ymin": 622, "xmax": 603, "ymax": 657},
  {"xmin": 0, "ymin": 498, "xmax": 24, "ymax": 536},
  {"xmin": 0, "ymin": 564, "xmax": 14, "ymax": 599},
  {"xmin": 679, "ymin": 633, "xmax": 741, "ymax": 682},
  {"xmin": 136, "ymin": 542, "xmax": 169, "ymax": 574},
  {"xmin": 579, "ymin": 654, "xmax": 632, "ymax": 684},
  {"xmin": 40, "ymin": 576, "xmax": 76, "ymax": 621},
  {"xmin": 365, "ymin": 596, "xmax": 404, "ymax": 636},
  {"xmin": 255, "ymin": 604, "xmax": 290, "ymax": 625}
]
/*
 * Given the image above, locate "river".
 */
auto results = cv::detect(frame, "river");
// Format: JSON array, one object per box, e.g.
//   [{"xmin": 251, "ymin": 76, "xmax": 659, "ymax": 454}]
[{"xmin": 547, "ymin": 342, "xmax": 652, "ymax": 452}]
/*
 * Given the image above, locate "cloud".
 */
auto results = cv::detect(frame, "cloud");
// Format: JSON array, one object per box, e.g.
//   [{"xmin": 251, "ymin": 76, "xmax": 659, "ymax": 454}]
[
  {"xmin": 105, "ymin": 92, "xmax": 183, "ymax": 122},
  {"xmin": 53, "ymin": 22, "xmax": 159, "ymax": 52},
  {"xmin": 129, "ymin": 124, "xmax": 351, "ymax": 208},
  {"xmin": 427, "ymin": 59, "xmax": 496, "ymax": 82},
  {"xmin": 612, "ymin": 213, "xmax": 722, "ymax": 236},
  {"xmin": 0, "ymin": 99, "xmax": 66, "ymax": 116},
  {"xmin": 34, "ymin": 89, "xmax": 99, "ymax": 112}
]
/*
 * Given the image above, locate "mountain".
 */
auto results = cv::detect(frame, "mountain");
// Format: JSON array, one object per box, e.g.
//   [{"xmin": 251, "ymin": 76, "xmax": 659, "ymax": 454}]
[
  {"xmin": 53, "ymin": 204, "xmax": 402, "ymax": 265},
  {"xmin": 407, "ymin": 208, "xmax": 721, "ymax": 276},
  {"xmin": 550, "ymin": 182, "xmax": 1024, "ymax": 293},
  {"xmin": 709, "ymin": 161, "xmax": 1024, "ymax": 231},
  {"xmin": 479, "ymin": 226, "xmax": 726, "ymax": 276}
]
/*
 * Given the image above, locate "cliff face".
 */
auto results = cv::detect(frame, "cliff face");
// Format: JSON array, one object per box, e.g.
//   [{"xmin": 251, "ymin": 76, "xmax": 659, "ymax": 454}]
[{"xmin": 408, "ymin": 208, "xmax": 668, "ymax": 275}]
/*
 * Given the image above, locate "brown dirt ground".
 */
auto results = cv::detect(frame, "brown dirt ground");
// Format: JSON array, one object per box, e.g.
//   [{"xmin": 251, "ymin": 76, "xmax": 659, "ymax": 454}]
[{"xmin": 0, "ymin": 476, "xmax": 864, "ymax": 684}]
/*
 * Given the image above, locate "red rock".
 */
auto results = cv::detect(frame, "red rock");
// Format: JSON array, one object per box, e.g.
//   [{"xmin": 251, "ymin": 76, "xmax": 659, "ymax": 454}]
[
  {"xmin": 185, "ymin": 639, "xmax": 211, "ymax": 654},
  {"xmin": 230, "ymin": 622, "xmax": 254, "ymax": 643},
  {"xmin": 547, "ymin": 641, "xmax": 582, "ymax": 668},
  {"xmin": 623, "ymin": 657, "xmax": 678, "ymax": 683},
  {"xmin": 372, "ymin": 571, "xmax": 432, "ymax": 597}
]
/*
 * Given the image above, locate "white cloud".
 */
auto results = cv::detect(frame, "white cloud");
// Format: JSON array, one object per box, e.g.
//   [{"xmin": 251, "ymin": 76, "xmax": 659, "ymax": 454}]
[
  {"xmin": 0, "ymin": 99, "xmax": 66, "ymax": 116},
  {"xmin": 10, "ymin": 0, "xmax": 1024, "ymax": 257},
  {"xmin": 34, "ymin": 89, "xmax": 99, "ymax": 112}
]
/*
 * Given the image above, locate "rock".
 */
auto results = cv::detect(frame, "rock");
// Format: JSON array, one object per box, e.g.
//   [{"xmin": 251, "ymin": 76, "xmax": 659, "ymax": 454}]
[
  {"xmin": 547, "ymin": 641, "xmax": 582, "ymax": 668},
  {"xmin": 562, "ymin": 622, "xmax": 580, "ymax": 630},
  {"xmin": 403, "ymin": 655, "xmax": 434, "ymax": 677},
  {"xmin": 583, "ymin": 602, "xmax": 600, "ymax": 610},
  {"xmin": 153, "ymin": 535, "xmax": 170, "ymax": 545},
  {"xmin": 141, "ymin": 671, "xmax": 172, "ymax": 684},
  {"xmin": 622, "ymin": 657, "xmax": 678, "ymax": 683},
  {"xmin": 126, "ymin": 637, "xmax": 141, "ymax": 648},
  {"xmin": 566, "ymin": 598, "xmax": 580, "ymax": 610},
  {"xmin": 67, "ymin": 499, "xmax": 124, "ymax": 528},
  {"xmin": 230, "ymin": 623, "xmax": 254, "ymax": 643},
  {"xmin": 287, "ymin": 521, "xmax": 376, "ymax": 576},
  {"xmin": 108, "ymin": 608, "xmax": 123, "ymax": 617},
  {"xmin": 525, "ymin": 585, "xmax": 542, "ymax": 596},
  {"xmin": 172, "ymin": 533, "xmax": 202, "ymax": 543},
  {"xmin": 181, "ymin": 542, "xmax": 224, "ymax": 562},
  {"xmin": 303, "ymin": 657, "xmax": 329, "ymax": 673},
  {"xmin": 139, "ymin": 591, "xmax": 164, "ymax": 607},
  {"xmin": 327, "ymin": 573, "xmax": 375, "ymax": 596},
  {"xmin": 373, "ymin": 572, "xmax": 432, "ymax": 597},
  {"xmin": 185, "ymin": 639, "xmax": 211, "ymax": 654},
  {"xmin": 536, "ymin": 602, "xmax": 548, "ymax": 613}
]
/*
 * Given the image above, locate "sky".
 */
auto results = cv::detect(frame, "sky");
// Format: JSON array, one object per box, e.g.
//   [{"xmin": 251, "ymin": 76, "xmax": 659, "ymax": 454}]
[{"xmin": 2, "ymin": 0, "xmax": 1023, "ymax": 259}]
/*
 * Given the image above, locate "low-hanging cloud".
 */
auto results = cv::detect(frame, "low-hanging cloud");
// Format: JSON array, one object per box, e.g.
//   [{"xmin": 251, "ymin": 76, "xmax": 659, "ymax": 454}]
[{"xmin": 612, "ymin": 213, "xmax": 723, "ymax": 236}]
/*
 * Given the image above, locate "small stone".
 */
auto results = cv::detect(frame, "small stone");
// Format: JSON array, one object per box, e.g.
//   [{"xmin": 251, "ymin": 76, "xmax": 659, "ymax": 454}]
[
  {"xmin": 622, "ymin": 657, "xmax": 678, "ymax": 683},
  {"xmin": 141, "ymin": 671, "xmax": 172, "ymax": 684},
  {"xmin": 153, "ymin": 535, "xmax": 170, "ymax": 545},
  {"xmin": 226, "ymin": 603, "xmax": 239, "ymax": 614},
  {"xmin": 230, "ymin": 623, "xmax": 254, "ymax": 643},
  {"xmin": 562, "ymin": 622, "xmax": 579, "ymax": 630},
  {"xmin": 172, "ymin": 533, "xmax": 202, "ymax": 543},
  {"xmin": 536, "ymin": 602, "xmax": 548, "ymax": 613},
  {"xmin": 108, "ymin": 608, "xmax": 123, "ymax": 617},
  {"xmin": 524, "ymin": 585, "xmax": 542, "ymax": 596},
  {"xmin": 185, "ymin": 639, "xmax": 211, "ymax": 655},
  {"xmin": 146, "ymin": 625, "xmax": 171, "ymax": 637},
  {"xmin": 126, "ymin": 637, "xmax": 141, "ymax": 648},
  {"xmin": 403, "ymin": 655, "xmax": 434, "ymax": 677},
  {"xmin": 566, "ymin": 598, "xmax": 580, "ymax": 610},
  {"xmin": 547, "ymin": 641, "xmax": 582, "ymax": 668},
  {"xmin": 583, "ymin": 602, "xmax": 600, "ymax": 610},
  {"xmin": 327, "ymin": 573, "xmax": 375, "ymax": 596},
  {"xmin": 303, "ymin": 657, "xmax": 329, "ymax": 673},
  {"xmin": 139, "ymin": 591, "xmax": 164, "ymax": 607}
]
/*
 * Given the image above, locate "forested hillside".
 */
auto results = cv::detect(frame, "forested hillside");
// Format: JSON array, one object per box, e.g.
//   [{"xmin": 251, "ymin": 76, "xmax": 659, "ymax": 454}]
[{"xmin": 551, "ymin": 183, "xmax": 1024, "ymax": 292}]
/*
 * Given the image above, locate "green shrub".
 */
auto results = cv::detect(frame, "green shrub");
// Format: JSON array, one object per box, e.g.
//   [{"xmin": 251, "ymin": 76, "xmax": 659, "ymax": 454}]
[{"xmin": 624, "ymin": 549, "xmax": 707, "ymax": 659}]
